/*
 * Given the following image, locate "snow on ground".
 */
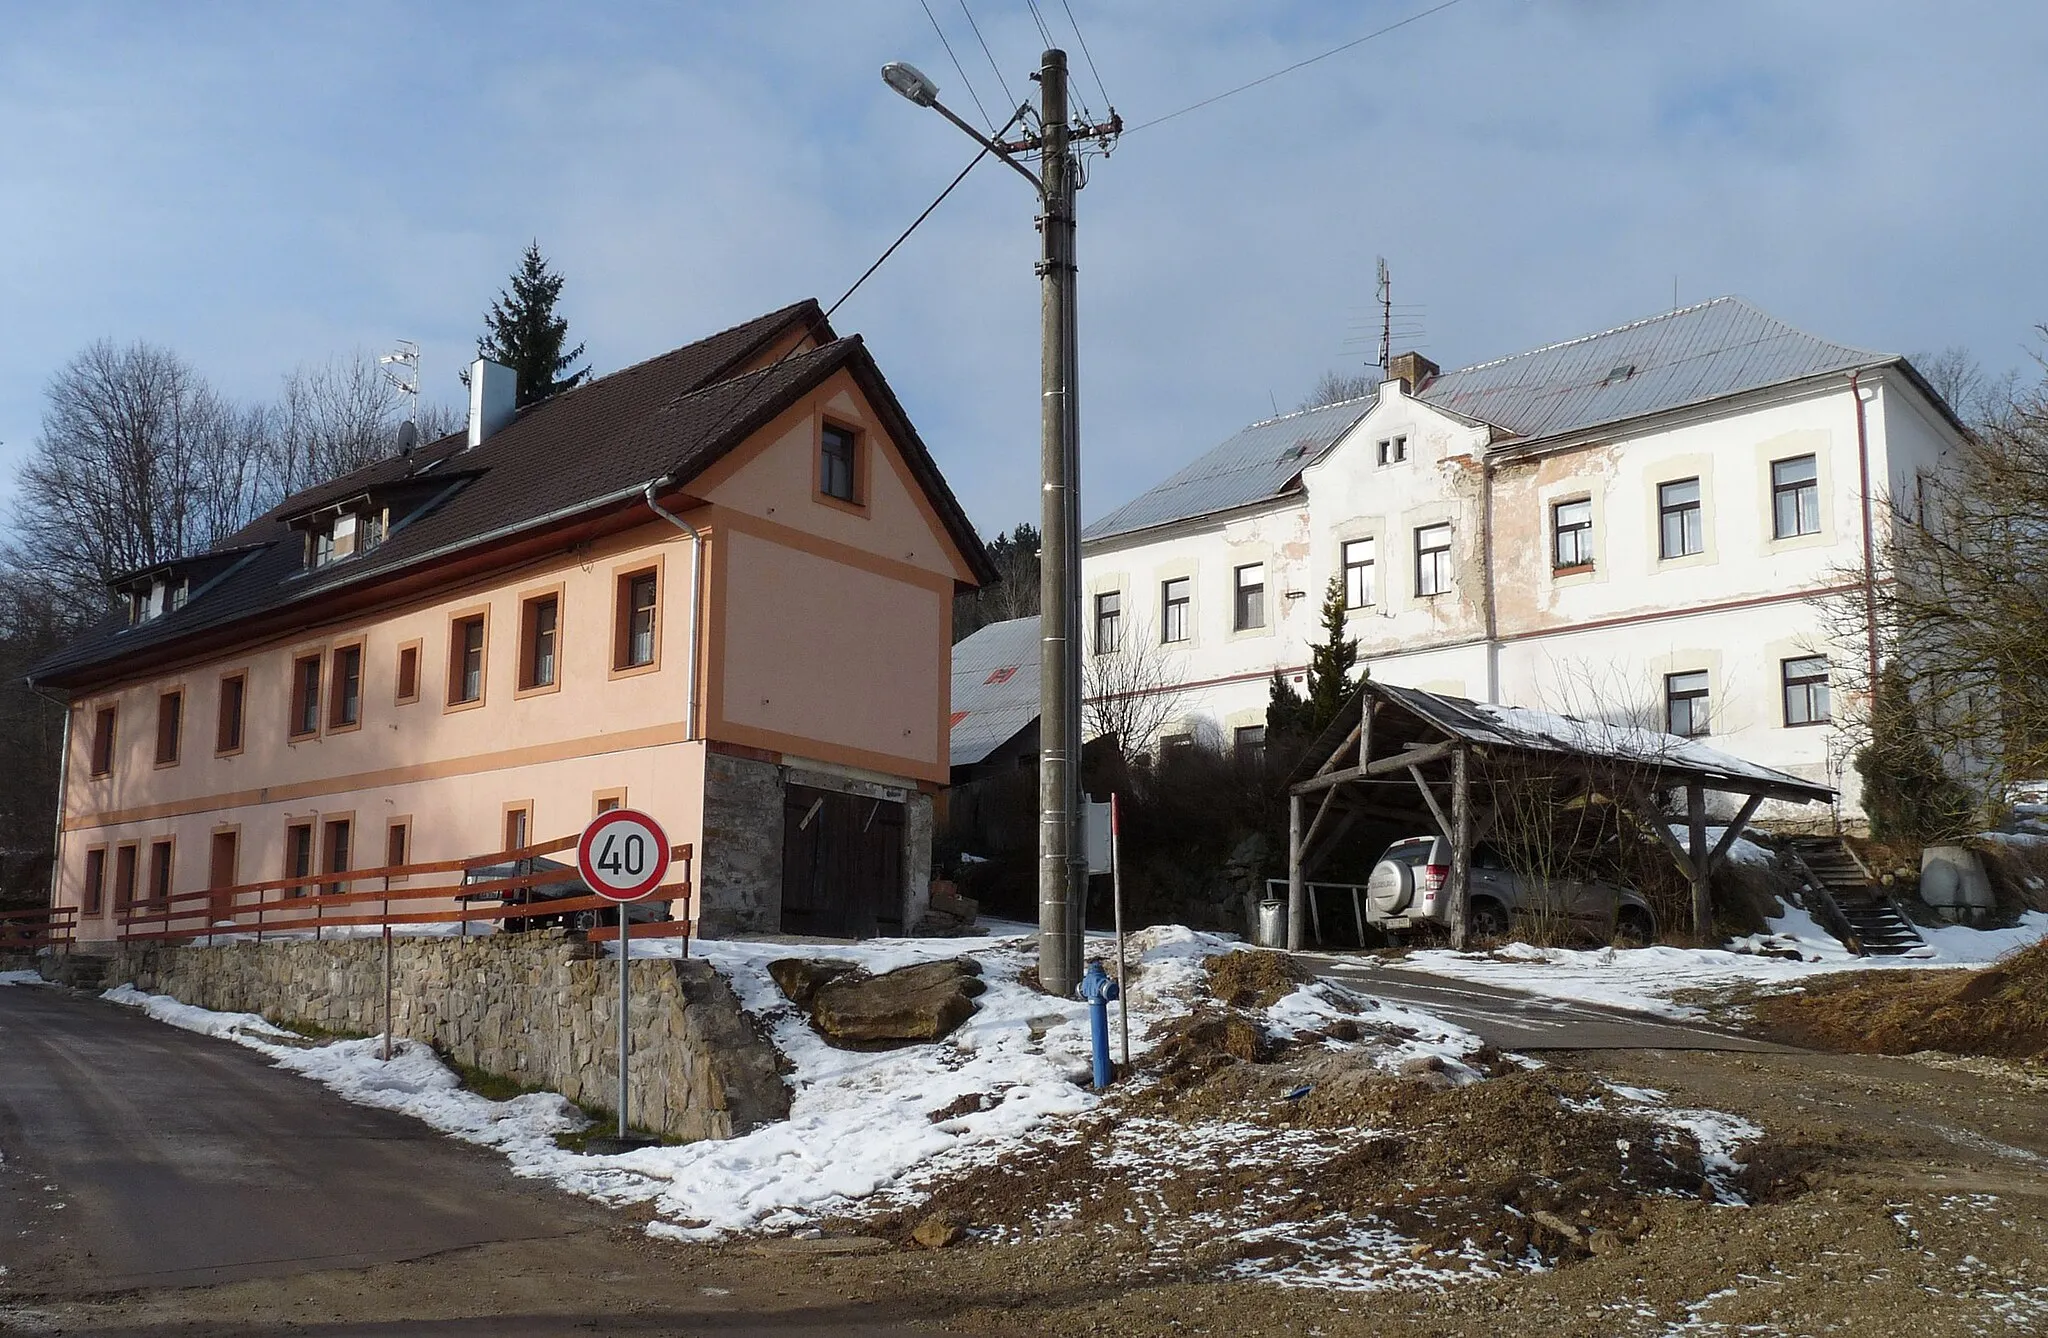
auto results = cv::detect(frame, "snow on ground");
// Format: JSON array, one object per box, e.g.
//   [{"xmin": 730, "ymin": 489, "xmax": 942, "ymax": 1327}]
[
  {"xmin": 0, "ymin": 969, "xmax": 48, "ymax": 987},
  {"xmin": 1391, "ymin": 908, "xmax": 2048, "ymax": 1021},
  {"xmin": 104, "ymin": 924, "xmax": 1474, "ymax": 1244}
]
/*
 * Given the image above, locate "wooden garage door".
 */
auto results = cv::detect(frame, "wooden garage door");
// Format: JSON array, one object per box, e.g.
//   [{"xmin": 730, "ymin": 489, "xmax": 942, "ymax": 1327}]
[{"xmin": 781, "ymin": 785, "xmax": 904, "ymax": 938}]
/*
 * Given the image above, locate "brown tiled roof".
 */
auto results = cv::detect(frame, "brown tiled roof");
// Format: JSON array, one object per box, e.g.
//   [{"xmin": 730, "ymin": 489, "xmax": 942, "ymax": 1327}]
[{"xmin": 29, "ymin": 301, "xmax": 996, "ymax": 689}]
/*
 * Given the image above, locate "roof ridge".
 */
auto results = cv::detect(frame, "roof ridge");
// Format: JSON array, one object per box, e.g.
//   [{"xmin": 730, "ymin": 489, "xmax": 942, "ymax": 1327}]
[
  {"xmin": 1242, "ymin": 391, "xmax": 1378, "ymax": 429},
  {"xmin": 1441, "ymin": 296, "xmax": 1741, "ymax": 377},
  {"xmin": 525, "ymin": 297, "xmax": 823, "ymax": 408}
]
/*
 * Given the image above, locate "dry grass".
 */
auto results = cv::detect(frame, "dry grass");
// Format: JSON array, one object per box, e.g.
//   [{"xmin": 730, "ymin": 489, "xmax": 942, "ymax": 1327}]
[{"xmin": 1749, "ymin": 939, "xmax": 2048, "ymax": 1060}]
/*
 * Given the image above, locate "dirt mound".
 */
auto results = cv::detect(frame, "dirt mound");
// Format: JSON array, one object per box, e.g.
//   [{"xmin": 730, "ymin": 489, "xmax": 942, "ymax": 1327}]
[
  {"xmin": 1204, "ymin": 950, "xmax": 1315, "ymax": 1008},
  {"xmin": 860, "ymin": 1041, "xmax": 1747, "ymax": 1284},
  {"xmin": 1750, "ymin": 939, "xmax": 2048, "ymax": 1059}
]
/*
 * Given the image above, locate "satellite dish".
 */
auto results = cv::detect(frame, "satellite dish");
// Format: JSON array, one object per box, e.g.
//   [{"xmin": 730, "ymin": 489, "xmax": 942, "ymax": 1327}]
[{"xmin": 394, "ymin": 420, "xmax": 419, "ymax": 455}]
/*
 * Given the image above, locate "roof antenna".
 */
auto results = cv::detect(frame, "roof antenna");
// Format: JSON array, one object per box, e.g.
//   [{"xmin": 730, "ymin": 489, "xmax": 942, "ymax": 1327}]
[
  {"xmin": 1672, "ymin": 275, "xmax": 1679, "ymax": 312},
  {"xmin": 1377, "ymin": 256, "xmax": 1392, "ymax": 374},
  {"xmin": 379, "ymin": 340, "xmax": 420, "ymax": 453}
]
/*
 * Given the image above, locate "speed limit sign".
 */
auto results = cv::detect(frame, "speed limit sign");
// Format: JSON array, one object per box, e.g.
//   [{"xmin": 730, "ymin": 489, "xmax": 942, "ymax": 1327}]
[{"xmin": 577, "ymin": 808, "xmax": 670, "ymax": 902}]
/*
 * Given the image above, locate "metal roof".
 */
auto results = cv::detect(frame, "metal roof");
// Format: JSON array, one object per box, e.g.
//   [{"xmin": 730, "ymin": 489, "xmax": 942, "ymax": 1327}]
[
  {"xmin": 1087, "ymin": 297, "xmax": 1892, "ymax": 544},
  {"xmin": 1082, "ymin": 398, "xmax": 1371, "ymax": 542},
  {"xmin": 949, "ymin": 615, "xmax": 1041, "ymax": 769},
  {"xmin": 1297, "ymin": 680, "xmax": 1835, "ymax": 803}
]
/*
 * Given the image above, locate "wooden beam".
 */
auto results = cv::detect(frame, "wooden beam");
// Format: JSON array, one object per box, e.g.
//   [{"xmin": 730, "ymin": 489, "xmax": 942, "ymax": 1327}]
[
  {"xmin": 1449, "ymin": 746, "xmax": 1472, "ymax": 950},
  {"xmin": 1299, "ymin": 787, "xmax": 1339, "ymax": 860},
  {"xmin": 1315, "ymin": 718, "xmax": 1365, "ymax": 778},
  {"xmin": 1359, "ymin": 699, "xmax": 1377, "ymax": 772},
  {"xmin": 1407, "ymin": 764, "xmax": 1453, "ymax": 838},
  {"xmin": 1687, "ymin": 781, "xmax": 1711, "ymax": 942},
  {"xmin": 1293, "ymin": 740, "xmax": 1458, "ymax": 794},
  {"xmin": 1706, "ymin": 794, "xmax": 1766, "ymax": 873},
  {"xmin": 1287, "ymin": 792, "xmax": 1305, "ymax": 951},
  {"xmin": 1630, "ymin": 780, "xmax": 1696, "ymax": 883}
]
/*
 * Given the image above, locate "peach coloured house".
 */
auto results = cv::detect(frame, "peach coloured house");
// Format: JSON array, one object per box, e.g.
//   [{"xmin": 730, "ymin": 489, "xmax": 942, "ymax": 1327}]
[{"xmin": 28, "ymin": 301, "xmax": 996, "ymax": 943}]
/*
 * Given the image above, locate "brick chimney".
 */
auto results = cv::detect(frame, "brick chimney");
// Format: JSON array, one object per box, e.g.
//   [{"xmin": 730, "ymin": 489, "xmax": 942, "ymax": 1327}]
[{"xmin": 1386, "ymin": 351, "xmax": 1440, "ymax": 394}]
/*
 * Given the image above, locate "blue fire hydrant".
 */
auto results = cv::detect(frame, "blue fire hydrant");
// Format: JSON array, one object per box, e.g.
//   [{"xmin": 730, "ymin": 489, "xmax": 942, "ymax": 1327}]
[{"xmin": 1078, "ymin": 958, "xmax": 1119, "ymax": 1090}]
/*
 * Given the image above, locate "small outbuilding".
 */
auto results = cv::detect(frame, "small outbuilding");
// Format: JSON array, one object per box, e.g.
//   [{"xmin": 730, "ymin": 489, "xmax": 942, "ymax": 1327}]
[{"xmin": 1286, "ymin": 681, "xmax": 1836, "ymax": 948}]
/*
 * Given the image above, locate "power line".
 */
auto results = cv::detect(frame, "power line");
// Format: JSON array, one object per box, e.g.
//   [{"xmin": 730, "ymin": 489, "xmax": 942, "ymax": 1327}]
[
  {"xmin": 1059, "ymin": 0, "xmax": 1112, "ymax": 112},
  {"xmin": 957, "ymin": 0, "xmax": 1016, "ymax": 111},
  {"xmin": 660, "ymin": 137, "xmax": 1004, "ymax": 484},
  {"xmin": 919, "ymin": 0, "xmax": 995, "ymax": 131},
  {"xmin": 1124, "ymin": 0, "xmax": 1464, "ymax": 136}
]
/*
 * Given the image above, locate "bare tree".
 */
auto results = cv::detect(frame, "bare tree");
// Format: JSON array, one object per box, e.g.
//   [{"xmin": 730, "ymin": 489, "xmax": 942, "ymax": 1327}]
[
  {"xmin": 1829, "ymin": 332, "xmax": 2048, "ymax": 811},
  {"xmin": 1083, "ymin": 616, "xmax": 1189, "ymax": 758},
  {"xmin": 1913, "ymin": 345, "xmax": 2020, "ymax": 431},
  {"xmin": 1298, "ymin": 368, "xmax": 1375, "ymax": 412},
  {"xmin": 3, "ymin": 341, "xmax": 270, "ymax": 604},
  {"xmin": 269, "ymin": 352, "xmax": 409, "ymax": 496}
]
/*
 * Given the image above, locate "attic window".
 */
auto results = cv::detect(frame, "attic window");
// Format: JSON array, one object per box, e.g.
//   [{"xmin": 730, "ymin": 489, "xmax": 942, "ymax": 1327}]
[
  {"xmin": 1604, "ymin": 363, "xmax": 1637, "ymax": 384},
  {"xmin": 307, "ymin": 504, "xmax": 387, "ymax": 569},
  {"xmin": 127, "ymin": 578, "xmax": 189, "ymax": 626}
]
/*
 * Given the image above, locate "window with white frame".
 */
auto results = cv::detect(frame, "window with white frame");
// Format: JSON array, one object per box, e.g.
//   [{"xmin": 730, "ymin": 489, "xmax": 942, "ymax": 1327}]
[
  {"xmin": 1659, "ymin": 478, "xmax": 1704, "ymax": 558},
  {"xmin": 1093, "ymin": 590, "xmax": 1121, "ymax": 655},
  {"xmin": 1415, "ymin": 523, "xmax": 1452, "ymax": 597},
  {"xmin": 1782, "ymin": 656, "xmax": 1829, "ymax": 726},
  {"xmin": 1377, "ymin": 434, "xmax": 1408, "ymax": 466},
  {"xmin": 1233, "ymin": 563, "xmax": 1265, "ymax": 631},
  {"xmin": 1552, "ymin": 498, "xmax": 1594, "ymax": 568},
  {"xmin": 1342, "ymin": 538, "xmax": 1375, "ymax": 608},
  {"xmin": 1772, "ymin": 455, "xmax": 1820, "ymax": 538},
  {"xmin": 1665, "ymin": 670, "xmax": 1711, "ymax": 737},
  {"xmin": 1161, "ymin": 577, "xmax": 1190, "ymax": 643}
]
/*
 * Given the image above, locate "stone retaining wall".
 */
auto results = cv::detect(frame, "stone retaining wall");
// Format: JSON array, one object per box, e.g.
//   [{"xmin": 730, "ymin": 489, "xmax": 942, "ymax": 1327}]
[{"xmin": 110, "ymin": 933, "xmax": 790, "ymax": 1141}]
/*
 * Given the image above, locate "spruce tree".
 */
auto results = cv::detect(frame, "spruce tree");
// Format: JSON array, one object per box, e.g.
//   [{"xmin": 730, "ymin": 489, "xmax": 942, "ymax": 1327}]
[
  {"xmin": 1266, "ymin": 575, "xmax": 1362, "ymax": 749},
  {"xmin": 1303, "ymin": 573, "xmax": 1360, "ymax": 735},
  {"xmin": 475, "ymin": 242, "xmax": 590, "ymax": 407}
]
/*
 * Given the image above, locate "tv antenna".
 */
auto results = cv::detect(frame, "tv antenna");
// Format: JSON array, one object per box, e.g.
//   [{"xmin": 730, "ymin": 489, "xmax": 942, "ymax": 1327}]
[
  {"xmin": 378, "ymin": 341, "xmax": 420, "ymax": 450},
  {"xmin": 1376, "ymin": 257, "xmax": 1392, "ymax": 373}
]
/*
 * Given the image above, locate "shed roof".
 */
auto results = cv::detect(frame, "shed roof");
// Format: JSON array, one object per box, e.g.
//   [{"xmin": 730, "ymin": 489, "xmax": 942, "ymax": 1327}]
[
  {"xmin": 1299, "ymin": 679, "xmax": 1835, "ymax": 804},
  {"xmin": 30, "ymin": 301, "xmax": 997, "ymax": 689},
  {"xmin": 1086, "ymin": 296, "xmax": 1894, "ymax": 544},
  {"xmin": 949, "ymin": 615, "xmax": 1041, "ymax": 769}
]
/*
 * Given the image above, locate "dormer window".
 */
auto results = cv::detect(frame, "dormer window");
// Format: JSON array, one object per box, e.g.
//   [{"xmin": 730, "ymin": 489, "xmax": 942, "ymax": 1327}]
[
  {"xmin": 126, "ymin": 577, "xmax": 189, "ymax": 626},
  {"xmin": 307, "ymin": 504, "xmax": 387, "ymax": 569}
]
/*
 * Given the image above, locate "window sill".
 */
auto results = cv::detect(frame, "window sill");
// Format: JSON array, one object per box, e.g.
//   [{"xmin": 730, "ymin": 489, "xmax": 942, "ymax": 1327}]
[
  {"xmin": 442, "ymin": 697, "xmax": 486, "ymax": 715},
  {"xmin": 1783, "ymin": 719, "xmax": 1831, "ymax": 730},
  {"xmin": 815, "ymin": 491, "xmax": 868, "ymax": 517},
  {"xmin": 214, "ymin": 747, "xmax": 243, "ymax": 760},
  {"xmin": 152, "ymin": 758, "xmax": 181, "ymax": 771},
  {"xmin": 287, "ymin": 730, "xmax": 320, "ymax": 744},
  {"xmin": 326, "ymin": 720, "xmax": 363, "ymax": 736},
  {"xmin": 608, "ymin": 659, "xmax": 662, "ymax": 682},
  {"xmin": 1551, "ymin": 562, "xmax": 1595, "ymax": 576},
  {"xmin": 515, "ymin": 679, "xmax": 564, "ymax": 700}
]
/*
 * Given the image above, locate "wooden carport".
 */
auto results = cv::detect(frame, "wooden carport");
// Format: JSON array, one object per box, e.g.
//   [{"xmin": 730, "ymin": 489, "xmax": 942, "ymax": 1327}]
[{"xmin": 1286, "ymin": 681, "xmax": 1836, "ymax": 950}]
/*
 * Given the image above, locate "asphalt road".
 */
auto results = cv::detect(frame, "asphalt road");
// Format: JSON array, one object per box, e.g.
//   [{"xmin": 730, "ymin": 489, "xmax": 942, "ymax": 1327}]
[
  {"xmin": 1302, "ymin": 954, "xmax": 1793, "ymax": 1053},
  {"xmin": 0, "ymin": 983, "xmax": 953, "ymax": 1336}
]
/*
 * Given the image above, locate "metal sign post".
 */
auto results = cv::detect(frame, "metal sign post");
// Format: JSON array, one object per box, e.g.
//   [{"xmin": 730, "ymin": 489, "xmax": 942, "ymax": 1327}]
[
  {"xmin": 577, "ymin": 808, "xmax": 670, "ymax": 1144},
  {"xmin": 1110, "ymin": 792, "xmax": 1128, "ymax": 1069}
]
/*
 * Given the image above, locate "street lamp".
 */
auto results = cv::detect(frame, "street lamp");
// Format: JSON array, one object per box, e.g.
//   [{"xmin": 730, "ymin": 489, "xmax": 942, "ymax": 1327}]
[{"xmin": 883, "ymin": 52, "xmax": 1117, "ymax": 998}]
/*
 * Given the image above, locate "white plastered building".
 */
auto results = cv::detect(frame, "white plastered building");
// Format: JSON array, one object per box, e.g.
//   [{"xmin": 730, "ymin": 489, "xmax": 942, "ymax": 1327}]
[{"xmin": 1080, "ymin": 297, "xmax": 1970, "ymax": 822}]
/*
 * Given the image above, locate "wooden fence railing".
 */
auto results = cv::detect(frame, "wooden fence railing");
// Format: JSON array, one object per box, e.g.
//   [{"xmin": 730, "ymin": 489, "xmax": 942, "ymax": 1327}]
[
  {"xmin": 1, "ymin": 905, "xmax": 76, "ymax": 953},
  {"xmin": 110, "ymin": 834, "xmax": 693, "ymax": 949}
]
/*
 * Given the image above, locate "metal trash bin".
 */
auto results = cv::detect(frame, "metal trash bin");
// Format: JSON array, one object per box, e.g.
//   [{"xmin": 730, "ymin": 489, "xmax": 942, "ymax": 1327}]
[{"xmin": 1255, "ymin": 899, "xmax": 1287, "ymax": 948}]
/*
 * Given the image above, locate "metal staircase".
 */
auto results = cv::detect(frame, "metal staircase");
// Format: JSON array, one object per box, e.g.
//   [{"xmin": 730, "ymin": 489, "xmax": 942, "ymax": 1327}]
[{"xmin": 1784, "ymin": 837, "xmax": 1928, "ymax": 956}]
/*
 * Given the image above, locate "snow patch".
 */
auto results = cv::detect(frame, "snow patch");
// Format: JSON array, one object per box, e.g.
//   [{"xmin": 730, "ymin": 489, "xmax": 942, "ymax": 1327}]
[{"xmin": 0, "ymin": 970, "xmax": 49, "ymax": 988}]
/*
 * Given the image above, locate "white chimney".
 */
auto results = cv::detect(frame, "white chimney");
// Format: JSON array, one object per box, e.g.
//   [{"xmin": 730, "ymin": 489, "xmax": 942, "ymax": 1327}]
[{"xmin": 467, "ymin": 358, "xmax": 517, "ymax": 448}]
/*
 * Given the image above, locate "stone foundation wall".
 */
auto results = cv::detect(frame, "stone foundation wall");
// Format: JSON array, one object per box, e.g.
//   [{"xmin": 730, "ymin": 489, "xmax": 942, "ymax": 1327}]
[{"xmin": 110, "ymin": 933, "xmax": 789, "ymax": 1141}]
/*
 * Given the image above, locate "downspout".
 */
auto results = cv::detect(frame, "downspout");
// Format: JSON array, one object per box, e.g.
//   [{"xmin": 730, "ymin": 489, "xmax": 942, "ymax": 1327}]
[
  {"xmin": 642, "ymin": 481, "xmax": 704, "ymax": 742},
  {"xmin": 1480, "ymin": 456, "xmax": 1501, "ymax": 704},
  {"xmin": 1850, "ymin": 371, "xmax": 1879, "ymax": 697},
  {"xmin": 30, "ymin": 683, "xmax": 72, "ymax": 935}
]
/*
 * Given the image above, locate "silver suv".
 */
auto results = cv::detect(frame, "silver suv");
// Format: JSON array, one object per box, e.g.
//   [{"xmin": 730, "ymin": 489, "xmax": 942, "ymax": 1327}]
[{"xmin": 1365, "ymin": 835, "xmax": 1657, "ymax": 944}]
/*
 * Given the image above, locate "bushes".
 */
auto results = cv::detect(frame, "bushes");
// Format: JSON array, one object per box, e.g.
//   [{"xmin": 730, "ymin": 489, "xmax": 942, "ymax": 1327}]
[{"xmin": 1854, "ymin": 664, "xmax": 1976, "ymax": 844}]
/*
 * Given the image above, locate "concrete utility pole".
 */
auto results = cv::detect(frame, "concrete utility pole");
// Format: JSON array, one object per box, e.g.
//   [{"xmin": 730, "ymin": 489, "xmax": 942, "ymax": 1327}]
[
  {"xmin": 882, "ymin": 48, "xmax": 1119, "ymax": 999},
  {"xmin": 1035, "ymin": 49, "xmax": 1085, "ymax": 997}
]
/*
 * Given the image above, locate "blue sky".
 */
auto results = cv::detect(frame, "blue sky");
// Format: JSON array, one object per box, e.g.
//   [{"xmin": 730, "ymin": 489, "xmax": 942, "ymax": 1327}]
[{"xmin": 2, "ymin": 1, "xmax": 2044, "ymax": 541}]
